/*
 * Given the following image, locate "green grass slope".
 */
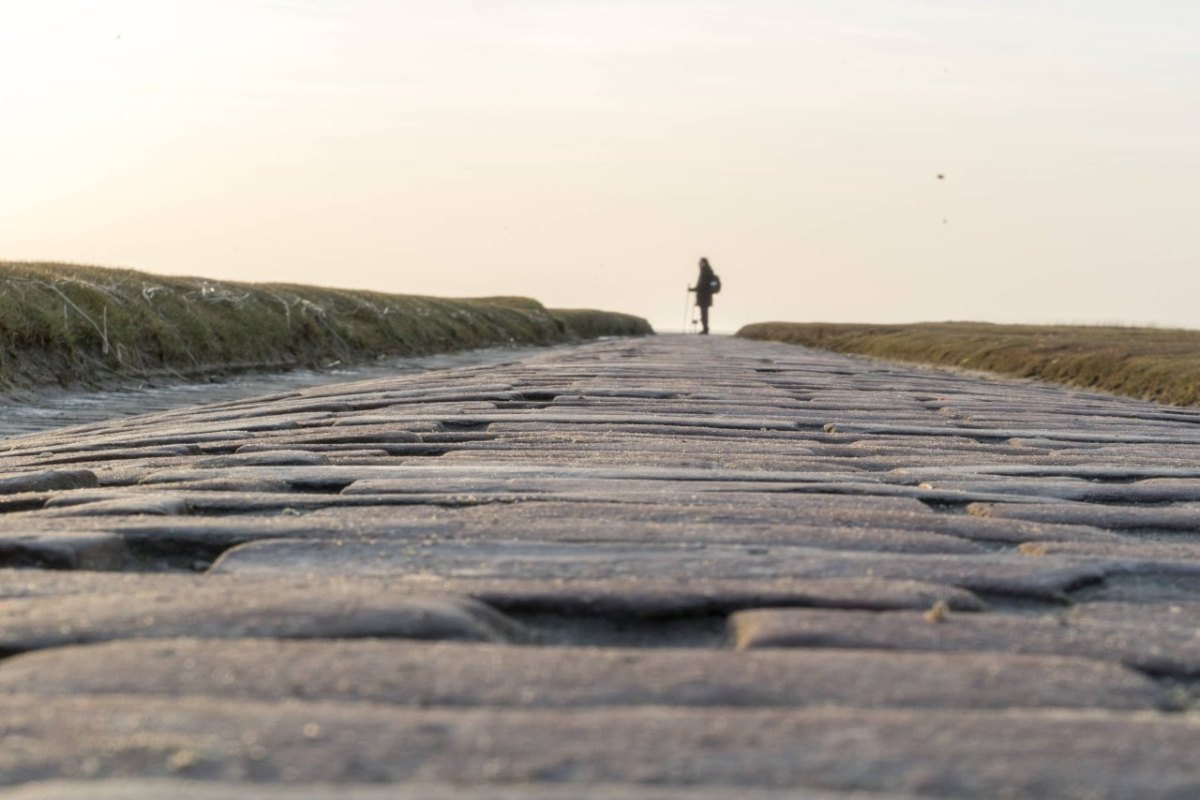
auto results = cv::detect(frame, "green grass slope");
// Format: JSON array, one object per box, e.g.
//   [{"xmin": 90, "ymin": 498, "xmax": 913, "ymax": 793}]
[
  {"xmin": 738, "ymin": 321, "xmax": 1200, "ymax": 406},
  {"xmin": 0, "ymin": 262, "xmax": 651, "ymax": 390}
]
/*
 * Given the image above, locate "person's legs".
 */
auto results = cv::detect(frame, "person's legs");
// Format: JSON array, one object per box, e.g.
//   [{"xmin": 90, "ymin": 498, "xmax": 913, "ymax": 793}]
[{"xmin": 700, "ymin": 305, "xmax": 709, "ymax": 335}]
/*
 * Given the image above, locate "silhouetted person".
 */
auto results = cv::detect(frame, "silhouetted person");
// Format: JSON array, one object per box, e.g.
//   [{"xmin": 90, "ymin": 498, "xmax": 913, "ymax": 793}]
[{"xmin": 689, "ymin": 257, "xmax": 720, "ymax": 334}]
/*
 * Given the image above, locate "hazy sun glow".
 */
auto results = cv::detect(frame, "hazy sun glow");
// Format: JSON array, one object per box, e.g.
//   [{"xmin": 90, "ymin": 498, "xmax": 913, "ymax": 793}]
[{"xmin": 3, "ymin": 0, "xmax": 1199, "ymax": 331}]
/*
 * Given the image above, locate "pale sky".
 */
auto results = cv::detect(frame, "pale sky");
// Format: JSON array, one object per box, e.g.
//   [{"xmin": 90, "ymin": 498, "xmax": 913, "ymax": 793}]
[{"xmin": 2, "ymin": 1, "xmax": 1198, "ymax": 333}]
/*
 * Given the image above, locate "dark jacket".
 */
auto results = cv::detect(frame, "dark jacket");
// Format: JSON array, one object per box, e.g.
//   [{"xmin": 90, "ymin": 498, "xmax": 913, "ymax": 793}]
[{"xmin": 694, "ymin": 264, "xmax": 717, "ymax": 308}]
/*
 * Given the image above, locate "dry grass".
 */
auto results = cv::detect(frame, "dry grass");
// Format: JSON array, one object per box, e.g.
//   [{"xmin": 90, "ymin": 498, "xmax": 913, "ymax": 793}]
[
  {"xmin": 737, "ymin": 321, "xmax": 1200, "ymax": 406},
  {"xmin": 545, "ymin": 308, "xmax": 652, "ymax": 340},
  {"xmin": 0, "ymin": 262, "xmax": 651, "ymax": 390}
]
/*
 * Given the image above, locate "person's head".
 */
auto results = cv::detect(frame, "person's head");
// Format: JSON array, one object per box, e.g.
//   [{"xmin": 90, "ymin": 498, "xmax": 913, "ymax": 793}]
[{"xmin": 699, "ymin": 257, "xmax": 710, "ymax": 270}]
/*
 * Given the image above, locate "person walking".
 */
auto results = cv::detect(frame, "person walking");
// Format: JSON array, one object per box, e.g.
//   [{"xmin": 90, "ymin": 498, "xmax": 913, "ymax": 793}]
[{"xmin": 688, "ymin": 257, "xmax": 721, "ymax": 335}]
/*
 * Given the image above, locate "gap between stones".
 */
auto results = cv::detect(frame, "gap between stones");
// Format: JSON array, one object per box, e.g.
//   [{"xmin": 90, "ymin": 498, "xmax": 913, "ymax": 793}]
[
  {"xmin": 505, "ymin": 611, "xmax": 729, "ymax": 649},
  {"xmin": 915, "ymin": 498, "xmax": 972, "ymax": 514}
]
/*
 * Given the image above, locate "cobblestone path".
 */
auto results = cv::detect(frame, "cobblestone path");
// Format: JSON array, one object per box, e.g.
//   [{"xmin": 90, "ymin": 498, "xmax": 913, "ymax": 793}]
[
  {"xmin": 0, "ymin": 344, "xmax": 565, "ymax": 440},
  {"xmin": 0, "ymin": 334, "xmax": 1198, "ymax": 798}
]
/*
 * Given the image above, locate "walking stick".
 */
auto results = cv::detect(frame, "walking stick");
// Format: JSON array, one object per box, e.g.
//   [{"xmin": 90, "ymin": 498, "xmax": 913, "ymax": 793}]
[{"xmin": 682, "ymin": 288, "xmax": 693, "ymax": 334}]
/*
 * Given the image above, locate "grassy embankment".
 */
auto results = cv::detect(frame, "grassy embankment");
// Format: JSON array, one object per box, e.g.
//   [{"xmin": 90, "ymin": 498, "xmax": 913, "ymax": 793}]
[
  {"xmin": 0, "ymin": 262, "xmax": 652, "ymax": 390},
  {"xmin": 738, "ymin": 321, "xmax": 1200, "ymax": 406}
]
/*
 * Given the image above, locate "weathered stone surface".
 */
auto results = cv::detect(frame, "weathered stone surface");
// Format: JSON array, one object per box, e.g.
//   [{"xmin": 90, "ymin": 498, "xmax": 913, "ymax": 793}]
[
  {"xmin": 0, "ymin": 781, "xmax": 905, "ymax": 800},
  {"xmin": 93, "ymin": 501, "xmax": 988, "ymax": 555},
  {"xmin": 0, "ymin": 638, "xmax": 1163, "ymax": 711},
  {"xmin": 129, "ymin": 477, "xmax": 294, "ymax": 493},
  {"xmin": 0, "ymin": 347, "xmax": 559, "ymax": 442},
  {"xmin": 304, "ymin": 499, "xmax": 1113, "ymax": 546},
  {"xmin": 970, "ymin": 501, "xmax": 1200, "ymax": 532},
  {"xmin": 194, "ymin": 451, "xmax": 332, "ymax": 468},
  {"xmin": 38, "ymin": 495, "xmax": 191, "ymax": 518},
  {"xmin": 0, "ymin": 570, "xmax": 223, "ymax": 600},
  {"xmin": 0, "ymin": 698, "xmax": 1198, "ymax": 797},
  {"xmin": 209, "ymin": 538, "xmax": 1117, "ymax": 602},
  {"xmin": 3, "ymin": 334, "xmax": 1200, "ymax": 794},
  {"xmin": 137, "ymin": 464, "xmax": 909, "ymax": 490},
  {"xmin": 0, "ymin": 470, "xmax": 97, "ymax": 495},
  {"xmin": 0, "ymin": 570, "xmax": 985, "ymax": 614},
  {"xmin": 42, "ymin": 491, "xmax": 189, "ymax": 515},
  {"xmin": 924, "ymin": 478, "xmax": 1200, "ymax": 504},
  {"xmin": 20, "ymin": 446, "xmax": 199, "ymax": 467},
  {"xmin": 825, "ymin": 421, "xmax": 1200, "ymax": 446},
  {"xmin": 896, "ymin": 464, "xmax": 1200, "ymax": 481},
  {"xmin": 1018, "ymin": 538, "xmax": 1200, "ymax": 562},
  {"xmin": 0, "ymin": 585, "xmax": 524, "ymax": 653},
  {"xmin": 730, "ymin": 608, "xmax": 1200, "ymax": 677},
  {"xmin": 1054, "ymin": 601, "xmax": 1200, "ymax": 634}
]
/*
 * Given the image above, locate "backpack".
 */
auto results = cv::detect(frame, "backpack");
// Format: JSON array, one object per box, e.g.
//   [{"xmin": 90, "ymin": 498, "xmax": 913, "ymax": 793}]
[{"xmin": 709, "ymin": 273, "xmax": 721, "ymax": 294}]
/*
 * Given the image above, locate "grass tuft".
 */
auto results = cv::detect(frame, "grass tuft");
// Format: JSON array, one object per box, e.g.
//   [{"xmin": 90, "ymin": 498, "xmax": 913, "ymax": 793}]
[
  {"xmin": 737, "ymin": 320, "xmax": 1200, "ymax": 407},
  {"xmin": 0, "ymin": 262, "xmax": 652, "ymax": 391},
  {"xmin": 547, "ymin": 308, "xmax": 653, "ymax": 340}
]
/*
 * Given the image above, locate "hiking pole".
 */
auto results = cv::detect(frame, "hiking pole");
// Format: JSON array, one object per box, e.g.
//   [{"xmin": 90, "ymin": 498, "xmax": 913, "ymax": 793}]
[{"xmin": 682, "ymin": 288, "xmax": 693, "ymax": 334}]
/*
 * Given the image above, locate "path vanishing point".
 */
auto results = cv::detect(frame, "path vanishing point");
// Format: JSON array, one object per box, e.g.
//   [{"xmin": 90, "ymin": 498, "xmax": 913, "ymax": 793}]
[{"xmin": 1, "ymin": 334, "xmax": 1199, "ymax": 799}]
